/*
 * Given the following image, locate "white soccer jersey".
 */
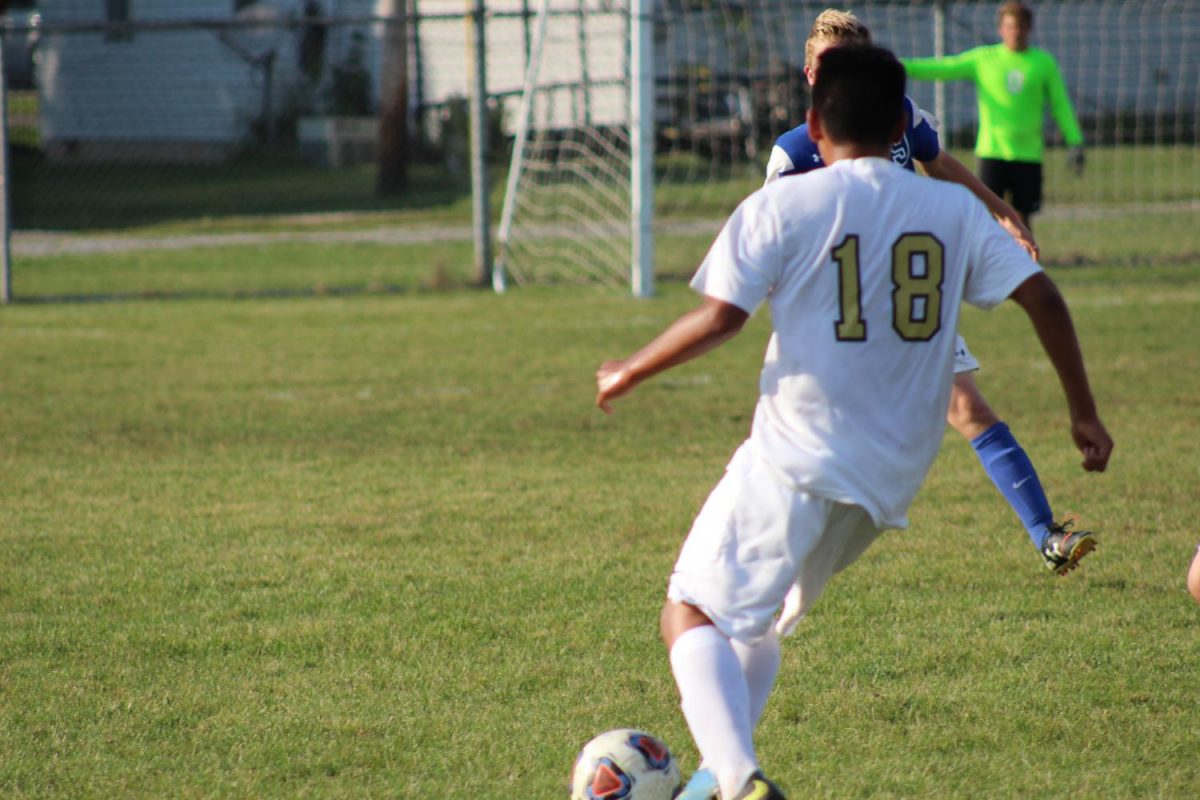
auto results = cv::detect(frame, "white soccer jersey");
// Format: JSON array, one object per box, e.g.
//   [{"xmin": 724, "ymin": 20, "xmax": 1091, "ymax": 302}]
[{"xmin": 691, "ymin": 157, "xmax": 1040, "ymax": 529}]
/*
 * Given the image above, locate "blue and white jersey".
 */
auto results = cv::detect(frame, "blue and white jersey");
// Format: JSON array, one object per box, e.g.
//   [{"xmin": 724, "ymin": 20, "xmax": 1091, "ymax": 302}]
[{"xmin": 764, "ymin": 96, "xmax": 941, "ymax": 183}]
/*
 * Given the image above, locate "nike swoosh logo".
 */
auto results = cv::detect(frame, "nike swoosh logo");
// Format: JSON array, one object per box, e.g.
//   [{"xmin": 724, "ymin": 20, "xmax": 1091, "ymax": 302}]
[{"xmin": 1012, "ymin": 476, "xmax": 1033, "ymax": 490}]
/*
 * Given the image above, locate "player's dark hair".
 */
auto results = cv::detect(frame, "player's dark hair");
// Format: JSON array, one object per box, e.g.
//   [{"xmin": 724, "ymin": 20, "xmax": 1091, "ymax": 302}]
[{"xmin": 810, "ymin": 45, "xmax": 906, "ymax": 149}]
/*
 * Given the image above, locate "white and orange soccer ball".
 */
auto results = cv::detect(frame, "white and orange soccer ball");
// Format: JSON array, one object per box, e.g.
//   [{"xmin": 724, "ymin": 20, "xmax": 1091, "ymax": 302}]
[{"xmin": 569, "ymin": 728, "xmax": 681, "ymax": 800}]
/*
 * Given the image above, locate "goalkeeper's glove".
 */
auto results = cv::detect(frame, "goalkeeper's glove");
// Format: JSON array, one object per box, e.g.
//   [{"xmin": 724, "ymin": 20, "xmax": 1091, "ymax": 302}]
[{"xmin": 1067, "ymin": 145, "xmax": 1086, "ymax": 177}]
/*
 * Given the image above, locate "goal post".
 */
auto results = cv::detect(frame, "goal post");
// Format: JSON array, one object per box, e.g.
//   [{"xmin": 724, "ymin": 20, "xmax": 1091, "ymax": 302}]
[
  {"xmin": 493, "ymin": 0, "xmax": 649, "ymax": 295},
  {"xmin": 490, "ymin": 0, "xmax": 815, "ymax": 295},
  {"xmin": 493, "ymin": 0, "xmax": 553, "ymax": 294},
  {"xmin": 492, "ymin": 0, "xmax": 1200, "ymax": 292},
  {"xmin": 630, "ymin": 0, "xmax": 655, "ymax": 298}
]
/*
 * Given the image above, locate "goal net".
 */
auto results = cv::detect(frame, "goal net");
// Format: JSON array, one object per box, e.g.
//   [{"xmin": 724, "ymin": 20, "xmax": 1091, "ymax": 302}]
[
  {"xmin": 494, "ymin": 0, "xmax": 1200, "ymax": 295},
  {"xmin": 492, "ymin": 0, "xmax": 639, "ymax": 293}
]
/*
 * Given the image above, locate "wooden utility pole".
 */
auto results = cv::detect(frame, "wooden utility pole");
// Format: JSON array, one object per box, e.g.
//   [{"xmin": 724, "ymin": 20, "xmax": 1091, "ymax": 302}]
[{"xmin": 377, "ymin": 0, "xmax": 409, "ymax": 195}]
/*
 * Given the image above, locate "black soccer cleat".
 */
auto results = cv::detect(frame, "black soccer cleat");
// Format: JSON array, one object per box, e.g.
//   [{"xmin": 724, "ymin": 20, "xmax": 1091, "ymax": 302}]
[
  {"xmin": 1041, "ymin": 520, "xmax": 1096, "ymax": 576},
  {"xmin": 729, "ymin": 771, "xmax": 786, "ymax": 800}
]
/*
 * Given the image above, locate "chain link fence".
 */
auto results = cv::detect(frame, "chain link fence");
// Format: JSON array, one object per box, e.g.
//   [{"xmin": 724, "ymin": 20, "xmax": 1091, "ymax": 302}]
[
  {"xmin": 3, "ymin": 1, "xmax": 1199, "ymax": 302},
  {"xmin": 4, "ymin": 5, "xmax": 522, "ymax": 229}
]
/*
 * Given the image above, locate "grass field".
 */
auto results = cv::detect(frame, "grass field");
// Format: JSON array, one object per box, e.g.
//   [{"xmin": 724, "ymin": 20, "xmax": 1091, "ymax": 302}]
[
  {"xmin": 2, "ymin": 251, "xmax": 1199, "ymax": 797},
  {"xmin": 12, "ymin": 145, "xmax": 1197, "ymax": 235},
  {"xmin": 8, "ymin": 141, "xmax": 1197, "ymax": 305}
]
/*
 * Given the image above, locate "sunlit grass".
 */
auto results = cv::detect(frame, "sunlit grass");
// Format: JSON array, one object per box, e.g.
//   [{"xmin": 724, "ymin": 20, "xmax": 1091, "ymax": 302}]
[{"xmin": 2, "ymin": 263, "xmax": 1198, "ymax": 798}]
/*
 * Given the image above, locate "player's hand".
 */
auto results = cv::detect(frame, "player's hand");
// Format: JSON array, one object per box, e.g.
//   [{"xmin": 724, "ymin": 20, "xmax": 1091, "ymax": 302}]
[
  {"xmin": 998, "ymin": 215, "xmax": 1040, "ymax": 261},
  {"xmin": 1067, "ymin": 146, "xmax": 1086, "ymax": 177},
  {"xmin": 1071, "ymin": 416, "xmax": 1112, "ymax": 472},
  {"xmin": 595, "ymin": 360, "xmax": 635, "ymax": 415}
]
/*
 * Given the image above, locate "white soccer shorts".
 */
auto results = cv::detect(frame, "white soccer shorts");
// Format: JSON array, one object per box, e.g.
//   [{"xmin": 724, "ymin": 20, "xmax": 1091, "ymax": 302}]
[
  {"xmin": 954, "ymin": 334, "xmax": 981, "ymax": 374},
  {"xmin": 667, "ymin": 442, "xmax": 882, "ymax": 644}
]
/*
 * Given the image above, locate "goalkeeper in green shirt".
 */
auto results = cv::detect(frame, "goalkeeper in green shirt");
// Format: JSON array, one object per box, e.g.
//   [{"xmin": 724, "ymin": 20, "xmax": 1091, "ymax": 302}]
[{"xmin": 902, "ymin": 1, "xmax": 1084, "ymax": 229}]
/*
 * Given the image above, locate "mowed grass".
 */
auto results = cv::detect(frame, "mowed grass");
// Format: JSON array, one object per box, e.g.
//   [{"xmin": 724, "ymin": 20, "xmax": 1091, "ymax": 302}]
[
  {"xmin": 13, "ymin": 207, "xmax": 1196, "ymax": 304},
  {"xmin": 11, "ymin": 240, "xmax": 481, "ymax": 300},
  {"xmin": 9, "ymin": 142, "xmax": 1197, "ymax": 305},
  {"xmin": 2, "ymin": 261, "xmax": 1200, "ymax": 798}
]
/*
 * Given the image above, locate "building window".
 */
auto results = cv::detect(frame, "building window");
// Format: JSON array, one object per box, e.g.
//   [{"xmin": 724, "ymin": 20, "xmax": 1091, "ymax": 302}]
[{"xmin": 234, "ymin": 0, "xmax": 258, "ymax": 12}]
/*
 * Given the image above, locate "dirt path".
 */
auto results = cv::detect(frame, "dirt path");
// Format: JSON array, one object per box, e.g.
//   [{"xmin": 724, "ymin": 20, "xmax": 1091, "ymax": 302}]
[{"xmin": 11, "ymin": 224, "xmax": 477, "ymax": 257}]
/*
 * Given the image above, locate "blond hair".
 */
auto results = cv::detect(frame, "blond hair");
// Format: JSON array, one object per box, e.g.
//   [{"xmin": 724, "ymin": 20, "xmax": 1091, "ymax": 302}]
[{"xmin": 805, "ymin": 9, "xmax": 872, "ymax": 70}]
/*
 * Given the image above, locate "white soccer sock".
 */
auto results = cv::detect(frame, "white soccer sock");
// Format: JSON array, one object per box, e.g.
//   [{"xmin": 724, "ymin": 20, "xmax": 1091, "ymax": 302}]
[
  {"xmin": 695, "ymin": 626, "xmax": 782, "ymax": 779},
  {"xmin": 730, "ymin": 626, "xmax": 782, "ymax": 729},
  {"xmin": 669, "ymin": 625, "xmax": 758, "ymax": 800}
]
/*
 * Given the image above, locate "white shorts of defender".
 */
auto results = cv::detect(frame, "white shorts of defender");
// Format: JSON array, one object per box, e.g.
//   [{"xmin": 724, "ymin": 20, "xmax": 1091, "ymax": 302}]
[
  {"xmin": 954, "ymin": 334, "xmax": 981, "ymax": 374},
  {"xmin": 667, "ymin": 443, "xmax": 882, "ymax": 644}
]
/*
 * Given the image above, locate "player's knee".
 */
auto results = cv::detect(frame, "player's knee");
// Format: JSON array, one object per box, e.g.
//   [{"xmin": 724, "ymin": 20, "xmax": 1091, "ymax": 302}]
[
  {"xmin": 659, "ymin": 600, "xmax": 684, "ymax": 648},
  {"xmin": 946, "ymin": 387, "xmax": 1000, "ymax": 437},
  {"xmin": 660, "ymin": 599, "xmax": 713, "ymax": 649}
]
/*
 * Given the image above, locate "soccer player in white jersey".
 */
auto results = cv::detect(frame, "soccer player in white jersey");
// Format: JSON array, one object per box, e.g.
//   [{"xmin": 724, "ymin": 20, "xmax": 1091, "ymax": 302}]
[
  {"xmin": 765, "ymin": 10, "xmax": 1098, "ymax": 584},
  {"xmin": 594, "ymin": 45, "xmax": 1112, "ymax": 800}
]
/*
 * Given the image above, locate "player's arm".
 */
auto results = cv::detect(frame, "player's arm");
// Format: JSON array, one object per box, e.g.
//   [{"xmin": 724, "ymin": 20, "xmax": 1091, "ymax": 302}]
[
  {"xmin": 900, "ymin": 49, "xmax": 978, "ymax": 82},
  {"xmin": 921, "ymin": 151, "xmax": 1039, "ymax": 260},
  {"xmin": 764, "ymin": 125, "xmax": 814, "ymax": 185},
  {"xmin": 595, "ymin": 296, "xmax": 749, "ymax": 414},
  {"xmin": 1009, "ymin": 273, "xmax": 1112, "ymax": 471},
  {"xmin": 1044, "ymin": 56, "xmax": 1086, "ymax": 174}
]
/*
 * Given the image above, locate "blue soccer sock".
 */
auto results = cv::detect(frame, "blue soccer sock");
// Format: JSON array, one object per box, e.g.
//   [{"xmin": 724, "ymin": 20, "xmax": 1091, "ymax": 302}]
[{"xmin": 970, "ymin": 422, "xmax": 1055, "ymax": 549}]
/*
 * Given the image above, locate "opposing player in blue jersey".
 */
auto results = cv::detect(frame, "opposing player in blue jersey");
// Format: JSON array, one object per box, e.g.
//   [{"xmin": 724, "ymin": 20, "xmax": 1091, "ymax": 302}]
[
  {"xmin": 767, "ymin": 10, "xmax": 1038, "ymax": 257},
  {"xmin": 769, "ymin": 9, "xmax": 1094, "ymax": 577}
]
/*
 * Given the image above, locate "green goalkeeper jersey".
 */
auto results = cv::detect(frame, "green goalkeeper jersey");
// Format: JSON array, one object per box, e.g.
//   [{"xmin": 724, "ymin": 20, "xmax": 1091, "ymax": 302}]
[{"xmin": 902, "ymin": 44, "xmax": 1083, "ymax": 163}]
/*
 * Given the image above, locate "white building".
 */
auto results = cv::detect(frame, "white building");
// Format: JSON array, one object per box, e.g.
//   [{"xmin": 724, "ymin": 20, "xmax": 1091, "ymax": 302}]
[
  {"xmin": 31, "ymin": 0, "xmax": 627, "ymax": 162},
  {"xmin": 34, "ymin": 0, "xmax": 386, "ymax": 161},
  {"xmin": 29, "ymin": 1, "xmax": 1200, "ymax": 163}
]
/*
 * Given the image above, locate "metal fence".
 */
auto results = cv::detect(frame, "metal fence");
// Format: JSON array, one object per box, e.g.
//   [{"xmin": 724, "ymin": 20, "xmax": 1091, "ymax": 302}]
[
  {"xmin": 3, "ymin": 1, "xmax": 1199, "ymax": 302},
  {"xmin": 2, "ymin": 9, "xmax": 502, "ymax": 200}
]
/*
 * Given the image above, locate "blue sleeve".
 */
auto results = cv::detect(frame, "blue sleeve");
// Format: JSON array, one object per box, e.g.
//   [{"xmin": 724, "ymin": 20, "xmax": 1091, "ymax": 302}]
[
  {"xmin": 773, "ymin": 124, "xmax": 823, "ymax": 175},
  {"xmin": 906, "ymin": 97, "xmax": 941, "ymax": 163}
]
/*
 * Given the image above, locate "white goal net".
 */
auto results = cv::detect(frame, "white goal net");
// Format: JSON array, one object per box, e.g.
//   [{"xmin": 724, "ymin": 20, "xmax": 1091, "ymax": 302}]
[
  {"xmin": 492, "ymin": 0, "xmax": 638, "ymax": 292},
  {"xmin": 496, "ymin": 0, "xmax": 1200, "ymax": 294}
]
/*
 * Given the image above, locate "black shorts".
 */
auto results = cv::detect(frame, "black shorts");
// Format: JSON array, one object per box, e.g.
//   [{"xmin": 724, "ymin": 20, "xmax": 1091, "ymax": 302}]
[{"xmin": 979, "ymin": 158, "xmax": 1043, "ymax": 217}]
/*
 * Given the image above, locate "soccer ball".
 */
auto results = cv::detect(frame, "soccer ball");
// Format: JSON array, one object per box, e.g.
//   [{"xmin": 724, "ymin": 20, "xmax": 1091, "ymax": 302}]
[{"xmin": 569, "ymin": 728, "xmax": 681, "ymax": 800}]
